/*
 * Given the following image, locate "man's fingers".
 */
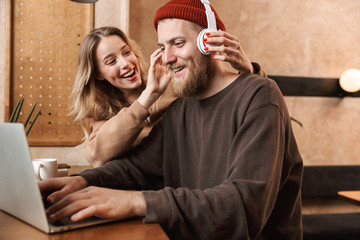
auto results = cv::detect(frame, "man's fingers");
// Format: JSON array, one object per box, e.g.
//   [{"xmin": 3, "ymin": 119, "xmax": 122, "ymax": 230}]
[
  {"xmin": 47, "ymin": 183, "xmax": 76, "ymax": 204},
  {"xmin": 47, "ymin": 189, "xmax": 67, "ymax": 204},
  {"xmin": 49, "ymin": 202, "xmax": 80, "ymax": 222},
  {"xmin": 71, "ymin": 205, "xmax": 98, "ymax": 221},
  {"xmin": 48, "ymin": 192, "xmax": 93, "ymax": 221},
  {"xmin": 38, "ymin": 178, "xmax": 61, "ymax": 192}
]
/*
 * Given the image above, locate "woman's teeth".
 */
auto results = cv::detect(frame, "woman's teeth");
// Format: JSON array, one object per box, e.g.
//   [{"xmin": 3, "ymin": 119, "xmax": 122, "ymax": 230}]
[{"xmin": 122, "ymin": 69, "xmax": 135, "ymax": 78}]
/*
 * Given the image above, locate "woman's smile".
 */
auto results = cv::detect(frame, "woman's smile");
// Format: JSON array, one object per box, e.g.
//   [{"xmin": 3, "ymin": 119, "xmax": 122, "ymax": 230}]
[{"xmin": 121, "ymin": 69, "xmax": 137, "ymax": 81}]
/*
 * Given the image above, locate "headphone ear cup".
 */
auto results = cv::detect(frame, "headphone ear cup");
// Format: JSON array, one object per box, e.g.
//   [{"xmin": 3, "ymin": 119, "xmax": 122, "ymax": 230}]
[{"xmin": 197, "ymin": 29, "xmax": 210, "ymax": 55}]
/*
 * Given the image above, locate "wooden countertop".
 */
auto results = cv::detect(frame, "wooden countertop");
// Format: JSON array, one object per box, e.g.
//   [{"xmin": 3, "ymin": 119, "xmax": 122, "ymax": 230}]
[{"xmin": 0, "ymin": 210, "xmax": 168, "ymax": 240}]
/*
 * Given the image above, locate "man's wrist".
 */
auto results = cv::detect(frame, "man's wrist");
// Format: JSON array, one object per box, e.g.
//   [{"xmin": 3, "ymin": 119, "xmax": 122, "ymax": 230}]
[
  {"xmin": 75, "ymin": 176, "xmax": 88, "ymax": 188},
  {"xmin": 133, "ymin": 191, "xmax": 146, "ymax": 217}
]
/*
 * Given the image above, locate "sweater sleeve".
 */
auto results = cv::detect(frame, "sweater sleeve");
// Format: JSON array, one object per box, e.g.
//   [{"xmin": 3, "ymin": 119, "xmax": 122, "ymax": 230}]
[
  {"xmin": 86, "ymin": 86, "xmax": 177, "ymax": 167},
  {"xmin": 79, "ymin": 119, "xmax": 166, "ymax": 190},
  {"xmin": 85, "ymin": 101, "xmax": 150, "ymax": 167},
  {"xmin": 142, "ymin": 104, "xmax": 301, "ymax": 239}
]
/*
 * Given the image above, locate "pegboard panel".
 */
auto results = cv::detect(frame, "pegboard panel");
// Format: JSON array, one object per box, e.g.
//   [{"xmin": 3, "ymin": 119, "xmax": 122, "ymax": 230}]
[{"xmin": 8, "ymin": 0, "xmax": 93, "ymax": 146}]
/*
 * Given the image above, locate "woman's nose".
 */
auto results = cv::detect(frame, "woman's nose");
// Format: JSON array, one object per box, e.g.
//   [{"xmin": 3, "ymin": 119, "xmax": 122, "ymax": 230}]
[{"xmin": 118, "ymin": 57, "xmax": 130, "ymax": 69}]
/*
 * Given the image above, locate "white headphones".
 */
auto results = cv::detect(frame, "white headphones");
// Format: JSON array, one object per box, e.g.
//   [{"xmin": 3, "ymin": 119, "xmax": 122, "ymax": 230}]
[{"xmin": 196, "ymin": 0, "xmax": 217, "ymax": 55}]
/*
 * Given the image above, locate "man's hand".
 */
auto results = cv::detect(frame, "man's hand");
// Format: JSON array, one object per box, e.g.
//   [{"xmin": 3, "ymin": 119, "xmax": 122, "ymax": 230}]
[
  {"xmin": 45, "ymin": 187, "xmax": 146, "ymax": 222},
  {"xmin": 38, "ymin": 176, "xmax": 88, "ymax": 204},
  {"xmin": 204, "ymin": 30, "xmax": 254, "ymax": 74}
]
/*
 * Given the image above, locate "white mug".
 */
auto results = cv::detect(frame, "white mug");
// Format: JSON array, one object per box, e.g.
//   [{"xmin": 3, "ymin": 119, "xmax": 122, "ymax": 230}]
[{"xmin": 32, "ymin": 158, "xmax": 58, "ymax": 181}]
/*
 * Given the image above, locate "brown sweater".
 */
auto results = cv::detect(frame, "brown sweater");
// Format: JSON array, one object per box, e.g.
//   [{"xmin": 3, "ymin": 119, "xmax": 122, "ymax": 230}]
[
  {"xmin": 85, "ymin": 63, "xmax": 267, "ymax": 167},
  {"xmin": 79, "ymin": 73, "xmax": 303, "ymax": 239}
]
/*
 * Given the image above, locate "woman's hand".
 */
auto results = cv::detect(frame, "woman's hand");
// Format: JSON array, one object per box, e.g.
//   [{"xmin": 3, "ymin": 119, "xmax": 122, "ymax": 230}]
[
  {"xmin": 204, "ymin": 30, "xmax": 254, "ymax": 74},
  {"xmin": 138, "ymin": 49, "xmax": 171, "ymax": 109},
  {"xmin": 147, "ymin": 48, "xmax": 172, "ymax": 95}
]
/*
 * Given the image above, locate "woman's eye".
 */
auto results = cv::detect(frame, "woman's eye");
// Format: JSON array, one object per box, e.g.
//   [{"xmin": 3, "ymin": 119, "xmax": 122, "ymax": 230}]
[
  {"xmin": 124, "ymin": 50, "xmax": 132, "ymax": 55},
  {"xmin": 107, "ymin": 59, "xmax": 116, "ymax": 65}
]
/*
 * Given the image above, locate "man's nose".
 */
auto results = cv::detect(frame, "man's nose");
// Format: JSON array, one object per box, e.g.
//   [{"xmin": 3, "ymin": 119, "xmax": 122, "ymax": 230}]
[{"xmin": 162, "ymin": 47, "xmax": 176, "ymax": 65}]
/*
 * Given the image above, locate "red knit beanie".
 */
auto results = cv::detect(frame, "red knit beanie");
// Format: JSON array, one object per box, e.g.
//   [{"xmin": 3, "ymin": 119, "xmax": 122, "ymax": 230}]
[{"xmin": 154, "ymin": 0, "xmax": 226, "ymax": 31}]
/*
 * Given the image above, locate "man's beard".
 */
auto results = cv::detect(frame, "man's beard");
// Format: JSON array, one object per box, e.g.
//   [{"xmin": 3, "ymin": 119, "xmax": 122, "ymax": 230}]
[{"xmin": 167, "ymin": 53, "xmax": 212, "ymax": 97}]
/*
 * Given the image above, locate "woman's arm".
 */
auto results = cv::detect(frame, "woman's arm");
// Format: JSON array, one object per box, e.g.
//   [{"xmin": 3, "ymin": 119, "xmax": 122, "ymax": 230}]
[
  {"xmin": 86, "ymin": 101, "xmax": 150, "ymax": 167},
  {"xmin": 86, "ymin": 49, "xmax": 172, "ymax": 167}
]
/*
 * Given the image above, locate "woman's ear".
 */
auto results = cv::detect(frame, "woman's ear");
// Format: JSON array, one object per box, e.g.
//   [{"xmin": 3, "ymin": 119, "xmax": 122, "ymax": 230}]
[{"xmin": 95, "ymin": 73, "xmax": 105, "ymax": 81}]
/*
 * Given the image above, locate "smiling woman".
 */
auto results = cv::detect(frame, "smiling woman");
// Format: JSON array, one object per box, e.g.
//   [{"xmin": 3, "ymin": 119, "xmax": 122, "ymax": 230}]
[{"xmin": 70, "ymin": 26, "xmax": 175, "ymax": 167}]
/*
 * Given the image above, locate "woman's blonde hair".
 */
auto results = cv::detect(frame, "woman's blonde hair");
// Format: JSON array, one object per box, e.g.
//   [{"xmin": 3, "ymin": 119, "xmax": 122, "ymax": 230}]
[{"xmin": 70, "ymin": 26, "xmax": 147, "ymax": 141}]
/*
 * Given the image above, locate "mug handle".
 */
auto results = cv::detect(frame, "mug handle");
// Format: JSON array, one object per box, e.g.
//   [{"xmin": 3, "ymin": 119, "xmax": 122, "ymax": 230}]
[{"xmin": 36, "ymin": 163, "xmax": 44, "ymax": 181}]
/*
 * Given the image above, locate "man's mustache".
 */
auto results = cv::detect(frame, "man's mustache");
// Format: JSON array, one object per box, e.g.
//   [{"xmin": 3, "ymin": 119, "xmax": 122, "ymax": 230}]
[{"xmin": 166, "ymin": 63, "xmax": 187, "ymax": 72}]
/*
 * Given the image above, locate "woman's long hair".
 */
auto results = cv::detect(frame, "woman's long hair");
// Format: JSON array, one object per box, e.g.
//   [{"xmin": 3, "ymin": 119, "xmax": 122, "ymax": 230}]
[{"xmin": 70, "ymin": 26, "xmax": 148, "ymax": 142}]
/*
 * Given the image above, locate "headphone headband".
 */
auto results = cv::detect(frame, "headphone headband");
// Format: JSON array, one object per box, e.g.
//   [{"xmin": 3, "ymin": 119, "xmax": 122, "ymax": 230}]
[
  {"xmin": 197, "ymin": 0, "xmax": 217, "ymax": 55},
  {"xmin": 200, "ymin": 0, "xmax": 217, "ymax": 31}
]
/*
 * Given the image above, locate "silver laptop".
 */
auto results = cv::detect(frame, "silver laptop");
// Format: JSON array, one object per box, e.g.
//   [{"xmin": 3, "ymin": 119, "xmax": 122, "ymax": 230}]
[{"xmin": 0, "ymin": 123, "xmax": 119, "ymax": 233}]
